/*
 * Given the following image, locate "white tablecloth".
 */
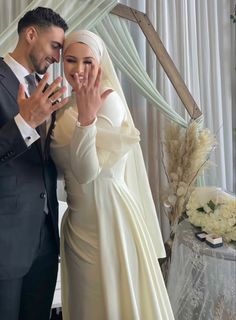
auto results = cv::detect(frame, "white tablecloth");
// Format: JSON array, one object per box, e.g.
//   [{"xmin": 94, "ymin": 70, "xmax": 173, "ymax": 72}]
[{"xmin": 167, "ymin": 220, "xmax": 236, "ymax": 320}]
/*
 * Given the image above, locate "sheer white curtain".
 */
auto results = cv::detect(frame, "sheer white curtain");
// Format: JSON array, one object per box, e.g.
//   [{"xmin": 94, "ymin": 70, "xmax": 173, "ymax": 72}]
[
  {"xmin": 119, "ymin": 3, "xmax": 233, "ymax": 175},
  {"xmin": 232, "ymin": 3, "xmax": 236, "ymax": 193},
  {"xmin": 116, "ymin": 0, "xmax": 235, "ymax": 238},
  {"xmin": 120, "ymin": 0, "xmax": 234, "ymax": 187},
  {"xmin": 0, "ymin": 0, "xmax": 32, "ymax": 34}
]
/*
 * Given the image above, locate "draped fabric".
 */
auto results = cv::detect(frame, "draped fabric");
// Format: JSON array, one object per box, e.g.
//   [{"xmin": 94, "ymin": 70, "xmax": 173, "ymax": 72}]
[
  {"xmin": 232, "ymin": 4, "xmax": 236, "ymax": 193},
  {"xmin": 118, "ymin": 0, "xmax": 234, "ymax": 194},
  {"xmin": 93, "ymin": 15, "xmax": 188, "ymax": 127},
  {"xmin": 0, "ymin": 0, "xmax": 117, "ymax": 55},
  {"xmin": 0, "ymin": 0, "xmax": 32, "ymax": 34}
]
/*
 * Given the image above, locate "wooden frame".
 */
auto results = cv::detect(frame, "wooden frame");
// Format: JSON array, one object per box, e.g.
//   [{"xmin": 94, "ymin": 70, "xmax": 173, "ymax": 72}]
[{"xmin": 111, "ymin": 4, "xmax": 202, "ymax": 119}]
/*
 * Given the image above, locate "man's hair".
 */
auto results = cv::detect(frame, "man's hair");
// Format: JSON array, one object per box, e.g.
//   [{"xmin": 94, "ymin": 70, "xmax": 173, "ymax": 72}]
[{"xmin": 17, "ymin": 7, "xmax": 68, "ymax": 34}]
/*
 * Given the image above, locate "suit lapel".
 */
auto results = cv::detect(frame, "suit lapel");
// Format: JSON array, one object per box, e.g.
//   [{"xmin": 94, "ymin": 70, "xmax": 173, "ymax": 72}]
[
  {"xmin": 0, "ymin": 58, "xmax": 20, "ymax": 114},
  {"xmin": 0, "ymin": 59, "xmax": 46, "ymax": 160}
]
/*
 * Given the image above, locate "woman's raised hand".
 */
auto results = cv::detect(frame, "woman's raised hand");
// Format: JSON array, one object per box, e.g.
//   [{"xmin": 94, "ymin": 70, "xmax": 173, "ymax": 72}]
[{"xmin": 73, "ymin": 64, "xmax": 112, "ymax": 126}]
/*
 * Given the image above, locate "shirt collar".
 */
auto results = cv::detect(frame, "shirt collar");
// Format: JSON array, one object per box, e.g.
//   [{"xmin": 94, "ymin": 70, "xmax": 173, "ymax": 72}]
[{"xmin": 4, "ymin": 53, "xmax": 33, "ymax": 85}]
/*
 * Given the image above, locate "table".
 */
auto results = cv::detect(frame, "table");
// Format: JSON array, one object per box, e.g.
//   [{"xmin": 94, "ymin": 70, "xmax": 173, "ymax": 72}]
[{"xmin": 167, "ymin": 220, "xmax": 236, "ymax": 320}]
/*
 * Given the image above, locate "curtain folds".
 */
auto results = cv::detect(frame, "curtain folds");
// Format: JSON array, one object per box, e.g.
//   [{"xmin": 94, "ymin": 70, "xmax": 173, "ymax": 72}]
[
  {"xmin": 0, "ymin": 0, "xmax": 118, "ymax": 54},
  {"xmin": 118, "ymin": 0, "xmax": 234, "ymax": 193},
  {"xmin": 94, "ymin": 15, "xmax": 188, "ymax": 127}
]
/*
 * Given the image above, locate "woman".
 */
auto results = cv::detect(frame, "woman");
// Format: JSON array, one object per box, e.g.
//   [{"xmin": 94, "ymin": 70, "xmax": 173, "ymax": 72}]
[{"xmin": 51, "ymin": 30, "xmax": 174, "ymax": 320}]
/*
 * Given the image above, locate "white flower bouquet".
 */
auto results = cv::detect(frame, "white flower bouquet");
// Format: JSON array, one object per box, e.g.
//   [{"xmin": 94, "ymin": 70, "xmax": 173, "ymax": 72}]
[{"xmin": 186, "ymin": 187, "xmax": 236, "ymax": 242}]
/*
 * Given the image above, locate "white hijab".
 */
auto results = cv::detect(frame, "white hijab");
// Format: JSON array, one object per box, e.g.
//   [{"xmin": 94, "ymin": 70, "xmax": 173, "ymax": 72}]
[
  {"xmin": 63, "ymin": 30, "xmax": 134, "ymax": 124},
  {"xmin": 63, "ymin": 30, "xmax": 166, "ymax": 258}
]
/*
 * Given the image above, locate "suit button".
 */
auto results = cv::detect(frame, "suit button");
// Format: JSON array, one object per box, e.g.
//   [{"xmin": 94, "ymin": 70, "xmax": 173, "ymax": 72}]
[{"xmin": 40, "ymin": 192, "xmax": 46, "ymax": 199}]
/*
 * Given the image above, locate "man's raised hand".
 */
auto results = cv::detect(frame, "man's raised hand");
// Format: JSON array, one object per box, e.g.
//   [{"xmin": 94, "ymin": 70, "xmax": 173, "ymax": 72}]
[{"xmin": 17, "ymin": 73, "xmax": 68, "ymax": 128}]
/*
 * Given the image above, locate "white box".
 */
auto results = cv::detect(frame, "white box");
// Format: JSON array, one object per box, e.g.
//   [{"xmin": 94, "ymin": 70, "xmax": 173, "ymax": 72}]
[{"xmin": 205, "ymin": 234, "xmax": 223, "ymax": 248}]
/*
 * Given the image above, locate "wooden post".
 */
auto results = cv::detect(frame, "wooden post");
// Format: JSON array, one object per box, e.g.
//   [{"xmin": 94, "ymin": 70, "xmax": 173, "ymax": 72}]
[{"xmin": 111, "ymin": 4, "xmax": 202, "ymax": 119}]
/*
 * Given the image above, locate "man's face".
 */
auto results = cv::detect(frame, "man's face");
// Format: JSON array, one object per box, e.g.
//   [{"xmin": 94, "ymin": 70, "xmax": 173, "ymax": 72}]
[{"xmin": 28, "ymin": 26, "xmax": 64, "ymax": 74}]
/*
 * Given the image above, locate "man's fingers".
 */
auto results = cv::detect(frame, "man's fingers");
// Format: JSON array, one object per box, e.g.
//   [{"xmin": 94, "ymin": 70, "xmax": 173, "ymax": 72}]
[
  {"xmin": 51, "ymin": 97, "xmax": 69, "ymax": 112},
  {"xmin": 35, "ymin": 73, "xmax": 50, "ymax": 93},
  {"xmin": 48, "ymin": 85, "xmax": 67, "ymax": 103},
  {"xmin": 44, "ymin": 76, "xmax": 63, "ymax": 98},
  {"xmin": 17, "ymin": 83, "xmax": 26, "ymax": 102},
  {"xmin": 101, "ymin": 89, "xmax": 113, "ymax": 102}
]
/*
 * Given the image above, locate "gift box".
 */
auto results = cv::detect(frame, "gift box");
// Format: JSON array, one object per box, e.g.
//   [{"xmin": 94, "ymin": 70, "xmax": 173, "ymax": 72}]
[
  {"xmin": 205, "ymin": 234, "xmax": 223, "ymax": 248},
  {"xmin": 195, "ymin": 231, "xmax": 208, "ymax": 242}
]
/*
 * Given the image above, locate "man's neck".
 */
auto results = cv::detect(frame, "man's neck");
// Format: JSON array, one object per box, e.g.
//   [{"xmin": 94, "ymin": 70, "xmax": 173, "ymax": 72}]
[{"xmin": 10, "ymin": 48, "xmax": 32, "ymax": 73}]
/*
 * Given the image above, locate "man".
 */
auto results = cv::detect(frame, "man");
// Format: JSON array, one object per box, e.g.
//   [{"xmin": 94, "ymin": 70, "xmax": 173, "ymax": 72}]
[{"xmin": 0, "ymin": 7, "xmax": 68, "ymax": 320}]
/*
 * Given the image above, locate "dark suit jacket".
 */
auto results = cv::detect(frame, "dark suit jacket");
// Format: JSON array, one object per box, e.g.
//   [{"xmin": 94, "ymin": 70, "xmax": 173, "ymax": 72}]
[{"xmin": 0, "ymin": 57, "xmax": 59, "ymax": 280}]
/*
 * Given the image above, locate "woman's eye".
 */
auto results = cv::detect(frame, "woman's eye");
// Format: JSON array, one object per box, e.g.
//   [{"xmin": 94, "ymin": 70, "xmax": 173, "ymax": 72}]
[
  {"xmin": 65, "ymin": 58, "xmax": 76, "ymax": 63},
  {"xmin": 84, "ymin": 60, "xmax": 92, "ymax": 64}
]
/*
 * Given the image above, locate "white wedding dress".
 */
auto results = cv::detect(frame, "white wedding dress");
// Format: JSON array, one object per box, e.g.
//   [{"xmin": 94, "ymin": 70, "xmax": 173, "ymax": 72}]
[{"xmin": 51, "ymin": 91, "xmax": 174, "ymax": 320}]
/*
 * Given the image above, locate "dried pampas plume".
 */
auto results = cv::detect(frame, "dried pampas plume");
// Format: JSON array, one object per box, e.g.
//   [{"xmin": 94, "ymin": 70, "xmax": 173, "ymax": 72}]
[{"xmin": 162, "ymin": 120, "xmax": 216, "ymax": 231}]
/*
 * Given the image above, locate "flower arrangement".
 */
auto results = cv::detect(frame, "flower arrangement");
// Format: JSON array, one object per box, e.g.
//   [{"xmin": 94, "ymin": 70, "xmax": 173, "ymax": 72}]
[
  {"xmin": 162, "ymin": 120, "xmax": 216, "ymax": 230},
  {"xmin": 186, "ymin": 187, "xmax": 236, "ymax": 242}
]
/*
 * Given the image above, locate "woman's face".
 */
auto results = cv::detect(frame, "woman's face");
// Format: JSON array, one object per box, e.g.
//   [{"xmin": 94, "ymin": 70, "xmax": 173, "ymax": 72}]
[{"xmin": 63, "ymin": 42, "xmax": 99, "ymax": 89}]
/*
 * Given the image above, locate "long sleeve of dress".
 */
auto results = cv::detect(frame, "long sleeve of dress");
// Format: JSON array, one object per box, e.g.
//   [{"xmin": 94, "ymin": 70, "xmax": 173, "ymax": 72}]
[
  {"xmin": 51, "ymin": 91, "xmax": 140, "ymax": 184},
  {"xmin": 69, "ymin": 91, "xmax": 140, "ymax": 184}
]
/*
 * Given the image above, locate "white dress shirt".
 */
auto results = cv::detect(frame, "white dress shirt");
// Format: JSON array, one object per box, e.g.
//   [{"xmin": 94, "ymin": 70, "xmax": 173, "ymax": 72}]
[{"xmin": 4, "ymin": 53, "xmax": 40, "ymax": 146}]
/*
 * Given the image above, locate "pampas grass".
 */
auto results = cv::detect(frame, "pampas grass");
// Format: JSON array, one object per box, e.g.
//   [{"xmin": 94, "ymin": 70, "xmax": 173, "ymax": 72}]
[{"xmin": 162, "ymin": 120, "xmax": 216, "ymax": 231}]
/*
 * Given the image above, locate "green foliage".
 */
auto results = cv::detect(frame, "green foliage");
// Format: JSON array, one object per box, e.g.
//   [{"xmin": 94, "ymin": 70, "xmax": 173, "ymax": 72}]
[
  {"xmin": 231, "ymin": 5, "xmax": 236, "ymax": 23},
  {"xmin": 207, "ymin": 200, "xmax": 216, "ymax": 211}
]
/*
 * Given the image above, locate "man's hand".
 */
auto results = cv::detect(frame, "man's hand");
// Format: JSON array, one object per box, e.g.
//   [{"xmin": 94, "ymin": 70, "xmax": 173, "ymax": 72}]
[{"xmin": 17, "ymin": 73, "xmax": 69, "ymax": 128}]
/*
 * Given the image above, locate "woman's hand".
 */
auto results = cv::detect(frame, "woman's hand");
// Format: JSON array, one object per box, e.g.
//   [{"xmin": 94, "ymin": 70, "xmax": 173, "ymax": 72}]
[{"xmin": 73, "ymin": 64, "xmax": 112, "ymax": 126}]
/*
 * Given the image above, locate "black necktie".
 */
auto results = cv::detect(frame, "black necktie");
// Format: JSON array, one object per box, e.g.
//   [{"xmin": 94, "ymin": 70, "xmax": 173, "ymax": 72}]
[
  {"xmin": 25, "ymin": 74, "xmax": 46, "ymax": 150},
  {"xmin": 25, "ymin": 74, "xmax": 37, "ymax": 95}
]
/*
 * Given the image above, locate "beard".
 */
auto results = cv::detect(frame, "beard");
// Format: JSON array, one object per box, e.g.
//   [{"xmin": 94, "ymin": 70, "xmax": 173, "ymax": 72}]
[{"xmin": 29, "ymin": 51, "xmax": 50, "ymax": 75}]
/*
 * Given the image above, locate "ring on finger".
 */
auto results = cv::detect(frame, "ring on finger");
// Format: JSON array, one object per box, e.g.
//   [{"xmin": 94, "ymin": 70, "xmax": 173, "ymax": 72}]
[{"xmin": 48, "ymin": 98, "xmax": 54, "ymax": 104}]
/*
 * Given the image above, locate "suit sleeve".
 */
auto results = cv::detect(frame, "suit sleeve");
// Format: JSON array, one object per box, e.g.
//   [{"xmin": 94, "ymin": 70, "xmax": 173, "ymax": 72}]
[{"xmin": 0, "ymin": 118, "xmax": 29, "ymax": 166}]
